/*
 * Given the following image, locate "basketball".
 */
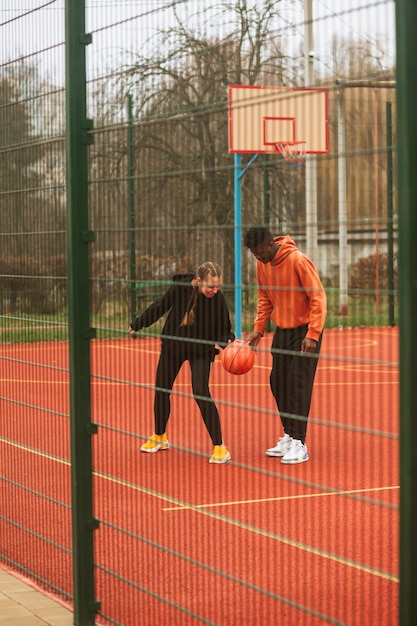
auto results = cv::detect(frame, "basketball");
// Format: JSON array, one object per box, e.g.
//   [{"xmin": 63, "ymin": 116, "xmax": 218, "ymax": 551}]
[{"xmin": 221, "ymin": 339, "xmax": 255, "ymax": 375}]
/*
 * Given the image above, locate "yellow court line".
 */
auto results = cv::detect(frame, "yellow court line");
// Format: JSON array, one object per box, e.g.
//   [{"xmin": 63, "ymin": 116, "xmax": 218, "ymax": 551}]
[
  {"xmin": 5, "ymin": 378, "xmax": 51, "ymax": 384},
  {"xmin": 109, "ymin": 344, "xmax": 161, "ymax": 355},
  {"xmin": 0, "ymin": 378, "xmax": 122, "ymax": 386},
  {"xmin": 1, "ymin": 437, "xmax": 69, "ymax": 466},
  {"xmin": 111, "ymin": 338, "xmax": 382, "ymax": 351},
  {"xmin": 95, "ymin": 470, "xmax": 398, "ymax": 583},
  {"xmin": 0, "ymin": 377, "xmax": 397, "ymax": 389},
  {"xmin": 323, "ymin": 339, "xmax": 378, "ymax": 349},
  {"xmin": 315, "ymin": 380, "xmax": 398, "ymax": 386},
  {"xmin": 1, "ymin": 437, "xmax": 399, "ymax": 584},
  {"xmin": 163, "ymin": 485, "xmax": 399, "ymax": 510},
  {"xmin": 0, "ymin": 378, "xmax": 153, "ymax": 387},
  {"xmin": 321, "ymin": 365, "xmax": 398, "ymax": 373},
  {"xmin": 211, "ymin": 380, "xmax": 398, "ymax": 387}
]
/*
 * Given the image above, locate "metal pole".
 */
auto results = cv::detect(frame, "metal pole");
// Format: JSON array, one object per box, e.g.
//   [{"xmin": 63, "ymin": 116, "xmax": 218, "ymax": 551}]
[
  {"xmin": 264, "ymin": 154, "xmax": 272, "ymax": 333},
  {"xmin": 337, "ymin": 87, "xmax": 348, "ymax": 316},
  {"xmin": 127, "ymin": 94, "xmax": 136, "ymax": 322},
  {"xmin": 304, "ymin": 0, "xmax": 318, "ymax": 261},
  {"xmin": 395, "ymin": 1, "xmax": 417, "ymax": 624},
  {"xmin": 264, "ymin": 154, "xmax": 270, "ymax": 226},
  {"xmin": 65, "ymin": 1, "xmax": 100, "ymax": 624},
  {"xmin": 386, "ymin": 102, "xmax": 395, "ymax": 326},
  {"xmin": 234, "ymin": 153, "xmax": 242, "ymax": 338},
  {"xmin": 373, "ymin": 89, "xmax": 380, "ymax": 313},
  {"xmin": 234, "ymin": 153, "xmax": 260, "ymax": 338}
]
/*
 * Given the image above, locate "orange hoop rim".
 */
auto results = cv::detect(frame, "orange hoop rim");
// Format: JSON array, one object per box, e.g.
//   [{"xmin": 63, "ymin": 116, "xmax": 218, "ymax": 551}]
[{"xmin": 275, "ymin": 140, "xmax": 306, "ymax": 165}]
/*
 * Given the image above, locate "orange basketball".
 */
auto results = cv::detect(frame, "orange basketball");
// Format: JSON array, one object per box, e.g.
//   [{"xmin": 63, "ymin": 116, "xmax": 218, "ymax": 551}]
[{"xmin": 221, "ymin": 339, "xmax": 255, "ymax": 375}]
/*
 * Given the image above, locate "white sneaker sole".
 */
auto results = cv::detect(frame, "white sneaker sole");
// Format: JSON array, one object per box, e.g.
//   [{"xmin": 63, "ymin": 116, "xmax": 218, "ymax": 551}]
[
  {"xmin": 265, "ymin": 448, "xmax": 290, "ymax": 457},
  {"xmin": 281, "ymin": 454, "xmax": 309, "ymax": 464}
]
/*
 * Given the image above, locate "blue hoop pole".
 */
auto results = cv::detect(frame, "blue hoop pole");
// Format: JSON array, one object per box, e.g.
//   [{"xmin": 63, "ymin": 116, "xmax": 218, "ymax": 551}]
[
  {"xmin": 233, "ymin": 153, "xmax": 260, "ymax": 338},
  {"xmin": 234, "ymin": 153, "xmax": 242, "ymax": 338}
]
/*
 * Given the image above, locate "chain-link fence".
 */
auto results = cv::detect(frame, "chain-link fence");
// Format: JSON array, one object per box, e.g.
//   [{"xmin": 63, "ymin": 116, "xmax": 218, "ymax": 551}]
[{"xmin": 1, "ymin": 2, "xmax": 404, "ymax": 625}]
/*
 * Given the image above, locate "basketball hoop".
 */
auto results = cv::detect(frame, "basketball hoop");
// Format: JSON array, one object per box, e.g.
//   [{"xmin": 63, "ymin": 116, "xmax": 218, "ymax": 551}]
[{"xmin": 275, "ymin": 141, "xmax": 306, "ymax": 167}]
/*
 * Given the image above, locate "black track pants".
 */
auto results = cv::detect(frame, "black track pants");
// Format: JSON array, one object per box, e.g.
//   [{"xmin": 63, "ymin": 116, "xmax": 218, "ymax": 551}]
[
  {"xmin": 154, "ymin": 349, "xmax": 223, "ymax": 445},
  {"xmin": 269, "ymin": 325, "xmax": 322, "ymax": 443}
]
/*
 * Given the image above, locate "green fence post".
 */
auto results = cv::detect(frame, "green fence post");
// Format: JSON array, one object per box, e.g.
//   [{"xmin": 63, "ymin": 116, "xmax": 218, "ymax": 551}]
[
  {"xmin": 386, "ymin": 102, "xmax": 395, "ymax": 327},
  {"xmin": 396, "ymin": 1, "xmax": 417, "ymax": 624},
  {"xmin": 65, "ymin": 1, "xmax": 100, "ymax": 624},
  {"xmin": 128, "ymin": 94, "xmax": 136, "ymax": 322}
]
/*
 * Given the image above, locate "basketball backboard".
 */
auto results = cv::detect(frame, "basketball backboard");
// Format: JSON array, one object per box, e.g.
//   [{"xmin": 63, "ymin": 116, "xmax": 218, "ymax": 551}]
[{"xmin": 228, "ymin": 85, "xmax": 328, "ymax": 154}]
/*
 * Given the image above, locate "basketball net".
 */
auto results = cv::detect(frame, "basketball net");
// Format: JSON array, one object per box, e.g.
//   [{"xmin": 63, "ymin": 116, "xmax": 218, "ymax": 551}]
[{"xmin": 275, "ymin": 140, "xmax": 306, "ymax": 167}]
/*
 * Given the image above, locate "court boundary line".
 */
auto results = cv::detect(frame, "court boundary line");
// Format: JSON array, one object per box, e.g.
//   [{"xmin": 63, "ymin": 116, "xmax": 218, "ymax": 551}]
[
  {"xmin": 98, "ymin": 521, "xmax": 344, "ymax": 626},
  {"xmin": 162, "ymin": 485, "xmax": 399, "ymax": 511},
  {"xmin": 1, "ymin": 436, "xmax": 398, "ymax": 583},
  {"xmin": 95, "ymin": 469, "xmax": 398, "ymax": 584},
  {"xmin": 1, "ymin": 431, "xmax": 398, "ymax": 510}
]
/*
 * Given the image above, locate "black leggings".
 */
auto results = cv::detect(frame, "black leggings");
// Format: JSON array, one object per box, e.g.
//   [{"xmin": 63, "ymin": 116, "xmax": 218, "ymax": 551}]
[
  {"xmin": 270, "ymin": 325, "xmax": 322, "ymax": 443},
  {"xmin": 154, "ymin": 348, "xmax": 223, "ymax": 446}
]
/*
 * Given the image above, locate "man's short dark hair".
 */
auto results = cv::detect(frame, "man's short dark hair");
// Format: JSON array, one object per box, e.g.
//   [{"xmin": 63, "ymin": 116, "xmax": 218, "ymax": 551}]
[{"xmin": 243, "ymin": 227, "xmax": 274, "ymax": 250}]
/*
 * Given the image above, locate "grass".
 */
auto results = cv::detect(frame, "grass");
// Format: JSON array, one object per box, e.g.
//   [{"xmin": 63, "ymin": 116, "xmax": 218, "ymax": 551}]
[
  {"xmin": 324, "ymin": 291, "xmax": 397, "ymax": 328},
  {"xmin": 0, "ymin": 315, "xmax": 69, "ymax": 344},
  {"xmin": 240, "ymin": 288, "xmax": 397, "ymax": 332},
  {"xmin": 0, "ymin": 291, "xmax": 398, "ymax": 345}
]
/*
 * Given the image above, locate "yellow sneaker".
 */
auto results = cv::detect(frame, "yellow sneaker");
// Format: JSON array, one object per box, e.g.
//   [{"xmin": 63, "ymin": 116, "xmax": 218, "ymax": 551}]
[
  {"xmin": 209, "ymin": 444, "xmax": 231, "ymax": 464},
  {"xmin": 141, "ymin": 433, "xmax": 170, "ymax": 453}
]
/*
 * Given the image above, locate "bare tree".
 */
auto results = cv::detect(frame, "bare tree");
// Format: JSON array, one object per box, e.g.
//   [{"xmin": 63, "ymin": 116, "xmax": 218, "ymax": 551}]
[{"xmin": 89, "ymin": 0, "xmax": 292, "ymax": 287}]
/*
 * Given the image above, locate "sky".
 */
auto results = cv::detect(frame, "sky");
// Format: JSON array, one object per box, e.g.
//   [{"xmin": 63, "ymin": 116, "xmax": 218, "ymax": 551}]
[{"xmin": 0, "ymin": 0, "xmax": 396, "ymax": 87}]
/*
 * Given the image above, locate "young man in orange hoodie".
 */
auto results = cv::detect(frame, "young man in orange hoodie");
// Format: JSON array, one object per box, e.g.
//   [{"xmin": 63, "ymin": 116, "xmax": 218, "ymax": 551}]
[{"xmin": 244, "ymin": 227, "xmax": 327, "ymax": 464}]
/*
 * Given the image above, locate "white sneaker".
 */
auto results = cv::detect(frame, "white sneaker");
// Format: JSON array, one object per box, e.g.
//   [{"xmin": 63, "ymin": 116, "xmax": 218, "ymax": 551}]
[
  {"xmin": 281, "ymin": 438, "xmax": 309, "ymax": 464},
  {"xmin": 265, "ymin": 434, "xmax": 292, "ymax": 457}
]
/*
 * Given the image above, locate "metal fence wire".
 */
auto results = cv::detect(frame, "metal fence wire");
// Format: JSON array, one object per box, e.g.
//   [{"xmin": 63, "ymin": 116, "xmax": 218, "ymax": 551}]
[{"xmin": 1, "ymin": 1, "xmax": 411, "ymax": 625}]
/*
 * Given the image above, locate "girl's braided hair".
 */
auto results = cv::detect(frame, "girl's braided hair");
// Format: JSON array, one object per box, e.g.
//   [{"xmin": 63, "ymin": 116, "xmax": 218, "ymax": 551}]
[{"xmin": 180, "ymin": 261, "xmax": 222, "ymax": 326}]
